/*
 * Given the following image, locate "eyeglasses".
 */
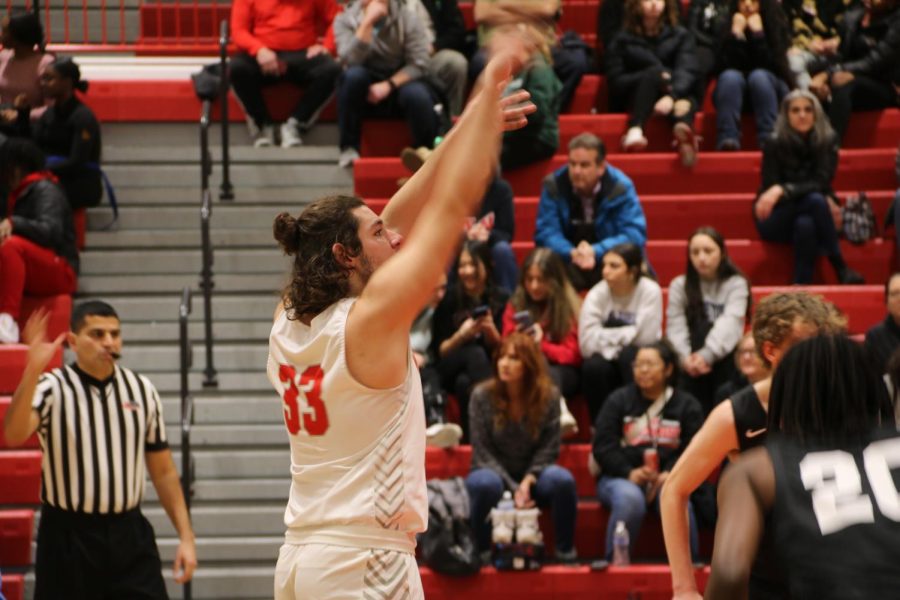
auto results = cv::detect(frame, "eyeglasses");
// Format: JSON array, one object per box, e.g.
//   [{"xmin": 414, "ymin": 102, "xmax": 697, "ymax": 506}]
[{"xmin": 632, "ymin": 361, "xmax": 663, "ymax": 370}]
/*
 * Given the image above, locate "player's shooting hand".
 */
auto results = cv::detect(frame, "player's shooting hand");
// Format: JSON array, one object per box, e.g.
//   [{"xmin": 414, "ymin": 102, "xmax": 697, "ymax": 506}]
[
  {"xmin": 21, "ymin": 309, "xmax": 66, "ymax": 373},
  {"xmin": 173, "ymin": 536, "xmax": 197, "ymax": 583},
  {"xmin": 498, "ymin": 89, "xmax": 536, "ymax": 131}
]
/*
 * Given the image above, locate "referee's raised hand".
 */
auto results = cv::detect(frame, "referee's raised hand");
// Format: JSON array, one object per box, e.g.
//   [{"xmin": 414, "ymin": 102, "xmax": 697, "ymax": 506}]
[{"xmin": 22, "ymin": 309, "xmax": 66, "ymax": 372}]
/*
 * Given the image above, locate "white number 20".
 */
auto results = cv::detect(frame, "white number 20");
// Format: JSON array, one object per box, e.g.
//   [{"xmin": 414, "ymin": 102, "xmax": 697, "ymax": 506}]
[{"xmin": 799, "ymin": 438, "xmax": 900, "ymax": 536}]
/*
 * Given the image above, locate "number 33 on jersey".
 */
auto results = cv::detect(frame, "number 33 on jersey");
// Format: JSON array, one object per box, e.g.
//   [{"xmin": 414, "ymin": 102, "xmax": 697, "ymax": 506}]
[{"xmin": 278, "ymin": 364, "xmax": 329, "ymax": 436}]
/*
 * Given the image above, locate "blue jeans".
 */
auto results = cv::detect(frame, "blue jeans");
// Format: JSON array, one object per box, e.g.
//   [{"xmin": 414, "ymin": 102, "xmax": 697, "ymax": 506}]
[
  {"xmin": 336, "ymin": 65, "xmax": 439, "ymax": 151},
  {"xmin": 754, "ymin": 192, "xmax": 841, "ymax": 284},
  {"xmin": 596, "ymin": 476, "xmax": 699, "ymax": 561},
  {"xmin": 714, "ymin": 68, "xmax": 788, "ymax": 149},
  {"xmin": 466, "ymin": 465, "xmax": 577, "ymax": 553},
  {"xmin": 491, "ymin": 240, "xmax": 519, "ymax": 294}
]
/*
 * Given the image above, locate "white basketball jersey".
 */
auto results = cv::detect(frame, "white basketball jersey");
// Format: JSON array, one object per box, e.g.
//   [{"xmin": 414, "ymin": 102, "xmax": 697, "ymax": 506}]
[{"xmin": 267, "ymin": 298, "xmax": 427, "ymax": 553}]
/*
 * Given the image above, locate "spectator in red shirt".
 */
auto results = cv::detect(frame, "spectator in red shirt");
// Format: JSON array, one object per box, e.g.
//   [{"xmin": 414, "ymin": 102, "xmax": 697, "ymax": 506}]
[{"xmin": 230, "ymin": 0, "xmax": 342, "ymax": 148}]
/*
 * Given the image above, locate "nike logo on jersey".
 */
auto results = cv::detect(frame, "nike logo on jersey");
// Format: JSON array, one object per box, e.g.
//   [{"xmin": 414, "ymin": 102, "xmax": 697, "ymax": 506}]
[{"xmin": 746, "ymin": 428, "xmax": 767, "ymax": 438}]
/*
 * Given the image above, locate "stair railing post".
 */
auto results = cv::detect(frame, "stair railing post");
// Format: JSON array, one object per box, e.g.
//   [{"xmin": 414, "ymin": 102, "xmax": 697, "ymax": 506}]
[
  {"xmin": 218, "ymin": 18, "xmax": 234, "ymax": 200},
  {"xmin": 178, "ymin": 287, "xmax": 194, "ymax": 600},
  {"xmin": 199, "ymin": 188, "xmax": 218, "ymax": 388}
]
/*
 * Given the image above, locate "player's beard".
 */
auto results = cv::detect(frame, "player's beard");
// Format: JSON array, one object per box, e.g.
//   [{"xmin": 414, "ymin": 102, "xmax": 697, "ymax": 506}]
[{"xmin": 357, "ymin": 253, "xmax": 375, "ymax": 286}]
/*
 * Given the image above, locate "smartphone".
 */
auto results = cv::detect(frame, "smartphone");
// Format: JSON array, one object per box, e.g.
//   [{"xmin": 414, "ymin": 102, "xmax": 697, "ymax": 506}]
[
  {"xmin": 513, "ymin": 310, "xmax": 533, "ymax": 330},
  {"xmin": 589, "ymin": 559, "xmax": 609, "ymax": 571},
  {"xmin": 470, "ymin": 305, "xmax": 490, "ymax": 319}
]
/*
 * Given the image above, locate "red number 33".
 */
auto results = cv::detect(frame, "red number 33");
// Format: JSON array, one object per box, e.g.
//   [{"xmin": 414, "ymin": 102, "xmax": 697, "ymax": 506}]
[{"xmin": 278, "ymin": 364, "xmax": 329, "ymax": 436}]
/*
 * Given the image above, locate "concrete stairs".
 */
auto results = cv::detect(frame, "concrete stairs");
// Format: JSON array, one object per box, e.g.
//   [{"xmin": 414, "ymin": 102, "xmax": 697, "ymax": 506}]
[{"xmin": 25, "ymin": 121, "xmax": 354, "ymax": 599}]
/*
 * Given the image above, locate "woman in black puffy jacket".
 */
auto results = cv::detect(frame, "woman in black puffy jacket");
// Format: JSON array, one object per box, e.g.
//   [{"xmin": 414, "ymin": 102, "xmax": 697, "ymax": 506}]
[{"xmin": 605, "ymin": 0, "xmax": 701, "ymax": 166}]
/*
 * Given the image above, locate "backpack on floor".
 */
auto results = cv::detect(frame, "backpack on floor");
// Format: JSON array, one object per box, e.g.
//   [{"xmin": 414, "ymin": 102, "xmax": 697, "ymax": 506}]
[
  {"xmin": 418, "ymin": 478, "xmax": 481, "ymax": 576},
  {"xmin": 841, "ymin": 192, "xmax": 877, "ymax": 244}
]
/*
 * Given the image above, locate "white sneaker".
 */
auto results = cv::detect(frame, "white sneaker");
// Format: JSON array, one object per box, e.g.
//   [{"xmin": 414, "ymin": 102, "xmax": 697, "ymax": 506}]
[
  {"xmin": 622, "ymin": 126, "xmax": 648, "ymax": 152},
  {"xmin": 252, "ymin": 124, "xmax": 276, "ymax": 148},
  {"xmin": 515, "ymin": 507, "xmax": 543, "ymax": 545},
  {"xmin": 560, "ymin": 397, "xmax": 578, "ymax": 438},
  {"xmin": 425, "ymin": 422, "xmax": 463, "ymax": 448},
  {"xmin": 489, "ymin": 508, "xmax": 516, "ymax": 545},
  {"xmin": 280, "ymin": 118, "xmax": 303, "ymax": 148},
  {"xmin": 338, "ymin": 147, "xmax": 360, "ymax": 168},
  {"xmin": 0, "ymin": 313, "xmax": 20, "ymax": 344}
]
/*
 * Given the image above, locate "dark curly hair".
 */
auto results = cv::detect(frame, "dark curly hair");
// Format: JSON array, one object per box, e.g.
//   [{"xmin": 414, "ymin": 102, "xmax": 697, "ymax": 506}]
[{"xmin": 273, "ymin": 195, "xmax": 366, "ymax": 319}]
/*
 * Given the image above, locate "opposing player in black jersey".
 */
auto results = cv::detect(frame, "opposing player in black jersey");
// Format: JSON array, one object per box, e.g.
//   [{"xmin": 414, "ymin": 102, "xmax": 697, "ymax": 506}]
[
  {"xmin": 662, "ymin": 292, "xmax": 846, "ymax": 599},
  {"xmin": 705, "ymin": 334, "xmax": 899, "ymax": 599}
]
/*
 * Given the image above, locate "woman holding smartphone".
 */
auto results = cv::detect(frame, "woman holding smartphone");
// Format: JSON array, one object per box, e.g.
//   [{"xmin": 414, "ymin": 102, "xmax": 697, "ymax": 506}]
[{"xmin": 431, "ymin": 240, "xmax": 509, "ymax": 438}]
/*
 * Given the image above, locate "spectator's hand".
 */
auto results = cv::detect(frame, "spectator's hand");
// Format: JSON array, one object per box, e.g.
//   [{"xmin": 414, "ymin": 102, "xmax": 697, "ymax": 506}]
[
  {"xmin": 13, "ymin": 93, "xmax": 29, "ymax": 110},
  {"xmin": 256, "ymin": 47, "xmax": 280, "ymax": 76},
  {"xmin": 367, "ymin": 81, "xmax": 392, "ymax": 104},
  {"xmin": 0, "ymin": 219, "xmax": 12, "ymax": 243},
  {"xmin": 731, "ymin": 13, "xmax": 747, "ymax": 37},
  {"xmin": 413, "ymin": 351, "xmax": 427, "ymax": 369},
  {"xmin": 628, "ymin": 466, "xmax": 654, "ymax": 486},
  {"xmin": 654, "ymin": 95, "xmax": 674, "ymax": 116},
  {"xmin": 755, "ymin": 185, "xmax": 783, "ymax": 220},
  {"xmin": 363, "ymin": 0, "xmax": 389, "ymax": 25},
  {"xmin": 809, "ymin": 72, "xmax": 831, "ymax": 102},
  {"xmin": 173, "ymin": 536, "xmax": 198, "ymax": 583},
  {"xmin": 809, "ymin": 38, "xmax": 826, "ymax": 54},
  {"xmin": 688, "ymin": 353, "xmax": 711, "ymax": 375},
  {"xmin": 21, "ymin": 309, "xmax": 66, "ymax": 374},
  {"xmin": 456, "ymin": 317, "xmax": 479, "ymax": 342},
  {"xmin": 831, "ymin": 70, "xmax": 854, "ymax": 88},
  {"xmin": 823, "ymin": 37, "xmax": 840, "ymax": 55},
  {"xmin": 515, "ymin": 475, "xmax": 537, "ymax": 508},
  {"xmin": 467, "ymin": 222, "xmax": 490, "ymax": 242},
  {"xmin": 306, "ymin": 44, "xmax": 328, "ymax": 58},
  {"xmin": 527, "ymin": 322, "xmax": 544, "ymax": 343},
  {"xmin": 0, "ymin": 108, "xmax": 16, "ymax": 123},
  {"xmin": 746, "ymin": 13, "xmax": 763, "ymax": 33},
  {"xmin": 478, "ymin": 314, "xmax": 501, "ymax": 346},
  {"xmin": 673, "ymin": 593, "xmax": 704, "ymax": 600},
  {"xmin": 646, "ymin": 470, "xmax": 668, "ymax": 503}
]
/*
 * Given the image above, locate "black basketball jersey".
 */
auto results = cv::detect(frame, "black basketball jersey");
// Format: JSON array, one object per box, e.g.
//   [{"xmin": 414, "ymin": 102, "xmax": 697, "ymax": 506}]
[
  {"xmin": 767, "ymin": 430, "xmax": 900, "ymax": 600},
  {"xmin": 731, "ymin": 384, "xmax": 767, "ymax": 452}
]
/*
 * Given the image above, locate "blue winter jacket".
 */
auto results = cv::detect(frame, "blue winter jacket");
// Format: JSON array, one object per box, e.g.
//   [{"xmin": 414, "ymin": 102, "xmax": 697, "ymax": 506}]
[{"xmin": 534, "ymin": 163, "xmax": 647, "ymax": 261}]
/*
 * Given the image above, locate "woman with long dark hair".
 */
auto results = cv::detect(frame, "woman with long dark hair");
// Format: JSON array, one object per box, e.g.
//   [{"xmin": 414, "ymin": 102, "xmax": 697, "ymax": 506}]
[
  {"xmin": 666, "ymin": 227, "xmax": 750, "ymax": 413},
  {"xmin": 754, "ymin": 90, "xmax": 863, "ymax": 285},
  {"xmin": 580, "ymin": 242, "xmax": 663, "ymax": 420},
  {"xmin": 431, "ymin": 240, "xmax": 509, "ymax": 437},
  {"xmin": 465, "ymin": 332, "xmax": 578, "ymax": 562},
  {"xmin": 503, "ymin": 248, "xmax": 582, "ymax": 399},
  {"xmin": 605, "ymin": 0, "xmax": 702, "ymax": 167},
  {"xmin": 713, "ymin": 0, "xmax": 794, "ymax": 150},
  {"xmin": 592, "ymin": 340, "xmax": 704, "ymax": 561}
]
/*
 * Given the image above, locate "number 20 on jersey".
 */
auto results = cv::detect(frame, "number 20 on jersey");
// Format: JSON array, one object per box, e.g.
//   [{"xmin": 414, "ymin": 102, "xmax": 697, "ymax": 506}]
[{"xmin": 278, "ymin": 364, "xmax": 329, "ymax": 436}]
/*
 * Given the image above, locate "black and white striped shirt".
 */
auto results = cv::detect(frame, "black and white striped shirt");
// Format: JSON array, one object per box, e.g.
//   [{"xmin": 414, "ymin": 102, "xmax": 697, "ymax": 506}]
[{"xmin": 31, "ymin": 363, "xmax": 168, "ymax": 514}]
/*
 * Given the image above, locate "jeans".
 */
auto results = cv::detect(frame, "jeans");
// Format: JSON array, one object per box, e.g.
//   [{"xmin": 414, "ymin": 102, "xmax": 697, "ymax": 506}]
[
  {"xmin": 436, "ymin": 343, "xmax": 493, "ymax": 438},
  {"xmin": 610, "ymin": 66, "xmax": 695, "ymax": 129},
  {"xmin": 828, "ymin": 73, "xmax": 897, "ymax": 143},
  {"xmin": 596, "ymin": 476, "xmax": 699, "ymax": 561},
  {"xmin": 754, "ymin": 192, "xmax": 842, "ymax": 284},
  {"xmin": 229, "ymin": 50, "xmax": 341, "ymax": 128},
  {"xmin": 491, "ymin": 241, "xmax": 519, "ymax": 294},
  {"xmin": 714, "ymin": 68, "xmax": 788, "ymax": 148},
  {"xmin": 336, "ymin": 65, "xmax": 439, "ymax": 151},
  {"xmin": 427, "ymin": 49, "xmax": 468, "ymax": 117},
  {"xmin": 466, "ymin": 465, "xmax": 578, "ymax": 552}
]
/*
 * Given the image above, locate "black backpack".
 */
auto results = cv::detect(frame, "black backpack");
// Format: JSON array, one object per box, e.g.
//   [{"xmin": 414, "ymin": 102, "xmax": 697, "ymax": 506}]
[{"xmin": 417, "ymin": 478, "xmax": 482, "ymax": 576}]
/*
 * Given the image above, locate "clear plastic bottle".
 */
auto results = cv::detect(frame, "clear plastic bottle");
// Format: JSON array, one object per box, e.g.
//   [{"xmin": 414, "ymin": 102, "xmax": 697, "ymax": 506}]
[
  {"xmin": 612, "ymin": 520, "xmax": 630, "ymax": 566},
  {"xmin": 498, "ymin": 490, "xmax": 515, "ymax": 512}
]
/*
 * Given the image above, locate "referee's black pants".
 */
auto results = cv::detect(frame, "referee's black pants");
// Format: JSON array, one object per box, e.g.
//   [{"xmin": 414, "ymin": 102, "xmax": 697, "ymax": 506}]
[{"xmin": 35, "ymin": 504, "xmax": 169, "ymax": 600}]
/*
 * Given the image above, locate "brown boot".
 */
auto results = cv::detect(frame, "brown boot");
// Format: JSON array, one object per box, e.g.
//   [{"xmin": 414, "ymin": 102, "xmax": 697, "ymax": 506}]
[{"xmin": 673, "ymin": 122, "xmax": 699, "ymax": 168}]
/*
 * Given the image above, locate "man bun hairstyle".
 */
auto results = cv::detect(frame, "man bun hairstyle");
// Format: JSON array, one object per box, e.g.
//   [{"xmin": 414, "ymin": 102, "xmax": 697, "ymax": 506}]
[
  {"xmin": 51, "ymin": 56, "xmax": 89, "ymax": 93},
  {"xmin": 275, "ymin": 195, "xmax": 366, "ymax": 319}
]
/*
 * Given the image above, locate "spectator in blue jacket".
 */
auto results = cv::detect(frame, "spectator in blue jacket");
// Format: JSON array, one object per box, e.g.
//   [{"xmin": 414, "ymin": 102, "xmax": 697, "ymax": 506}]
[{"xmin": 534, "ymin": 133, "xmax": 647, "ymax": 291}]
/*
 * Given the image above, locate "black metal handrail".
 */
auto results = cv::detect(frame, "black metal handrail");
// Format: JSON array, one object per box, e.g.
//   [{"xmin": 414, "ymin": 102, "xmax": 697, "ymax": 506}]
[
  {"xmin": 200, "ymin": 100, "xmax": 213, "ymax": 192},
  {"xmin": 218, "ymin": 19, "xmax": 234, "ymax": 201},
  {"xmin": 177, "ymin": 287, "xmax": 195, "ymax": 600},
  {"xmin": 199, "ymin": 188, "xmax": 218, "ymax": 388}
]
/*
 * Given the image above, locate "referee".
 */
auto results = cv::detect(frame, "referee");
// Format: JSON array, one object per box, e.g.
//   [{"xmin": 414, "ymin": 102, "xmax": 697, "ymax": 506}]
[{"xmin": 3, "ymin": 300, "xmax": 197, "ymax": 599}]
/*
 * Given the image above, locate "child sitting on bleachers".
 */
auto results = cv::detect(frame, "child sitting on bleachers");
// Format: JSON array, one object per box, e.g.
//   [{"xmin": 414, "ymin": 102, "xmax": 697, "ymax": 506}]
[
  {"xmin": 0, "ymin": 11, "xmax": 53, "ymax": 131},
  {"xmin": 0, "ymin": 138, "xmax": 77, "ymax": 343}
]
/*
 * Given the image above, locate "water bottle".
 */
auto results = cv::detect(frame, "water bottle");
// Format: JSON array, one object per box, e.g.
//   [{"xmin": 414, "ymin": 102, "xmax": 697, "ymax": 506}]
[
  {"xmin": 498, "ymin": 490, "xmax": 515, "ymax": 512},
  {"xmin": 491, "ymin": 491, "xmax": 516, "ymax": 545},
  {"xmin": 612, "ymin": 520, "xmax": 630, "ymax": 566}
]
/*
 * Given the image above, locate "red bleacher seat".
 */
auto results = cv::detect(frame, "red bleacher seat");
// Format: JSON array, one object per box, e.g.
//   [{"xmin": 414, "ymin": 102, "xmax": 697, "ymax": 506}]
[
  {"xmin": 0, "ymin": 398, "xmax": 39, "ymax": 450},
  {"xmin": 421, "ymin": 564, "xmax": 711, "ymax": 600},
  {"xmin": 0, "ymin": 345, "xmax": 62, "ymax": 395},
  {"xmin": 73, "ymin": 208, "xmax": 86, "ymax": 250},
  {"xmin": 354, "ymin": 148, "xmax": 896, "ymax": 198},
  {"xmin": 1, "ymin": 296, "xmax": 69, "ymax": 394},
  {"xmin": 0, "ymin": 451, "xmax": 42, "ymax": 505},
  {"xmin": 0, "ymin": 573, "xmax": 25, "ymax": 600},
  {"xmin": 0, "ymin": 510, "xmax": 34, "ymax": 567},
  {"xmin": 19, "ymin": 295, "xmax": 72, "ymax": 341}
]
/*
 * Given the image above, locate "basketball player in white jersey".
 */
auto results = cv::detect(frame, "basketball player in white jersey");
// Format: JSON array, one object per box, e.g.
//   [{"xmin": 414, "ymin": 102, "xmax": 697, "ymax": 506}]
[{"xmin": 266, "ymin": 52, "xmax": 535, "ymax": 600}]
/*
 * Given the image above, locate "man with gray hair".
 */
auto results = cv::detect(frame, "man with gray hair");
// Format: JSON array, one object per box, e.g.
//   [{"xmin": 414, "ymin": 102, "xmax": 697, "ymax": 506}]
[{"xmin": 534, "ymin": 132, "xmax": 647, "ymax": 290}]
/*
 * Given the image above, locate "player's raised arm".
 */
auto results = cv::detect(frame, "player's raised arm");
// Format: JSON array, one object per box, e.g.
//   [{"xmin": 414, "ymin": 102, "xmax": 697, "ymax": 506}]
[
  {"xmin": 704, "ymin": 449, "xmax": 774, "ymax": 600},
  {"xmin": 345, "ymin": 53, "xmax": 526, "ymax": 388}
]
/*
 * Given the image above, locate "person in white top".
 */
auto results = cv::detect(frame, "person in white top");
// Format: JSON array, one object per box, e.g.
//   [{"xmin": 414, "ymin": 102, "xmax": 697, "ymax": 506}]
[
  {"xmin": 579, "ymin": 241, "xmax": 663, "ymax": 421},
  {"xmin": 266, "ymin": 50, "xmax": 535, "ymax": 600}
]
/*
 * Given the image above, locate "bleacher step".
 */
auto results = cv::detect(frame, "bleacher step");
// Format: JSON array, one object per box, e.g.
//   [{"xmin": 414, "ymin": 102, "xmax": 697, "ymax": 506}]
[
  {"xmin": 90, "ymin": 294, "xmax": 277, "ymax": 321},
  {"xmin": 105, "ymin": 144, "xmax": 340, "ymax": 164},
  {"xmin": 144, "ymin": 504, "xmax": 285, "ymax": 537},
  {"xmin": 86, "ymin": 228, "xmax": 282, "ymax": 249},
  {"xmin": 116, "ymin": 319, "xmax": 273, "ymax": 342},
  {"xmin": 146, "ymin": 371, "xmax": 273, "ymax": 395},
  {"xmin": 161, "ymin": 397, "xmax": 281, "ymax": 426},
  {"xmin": 162, "ymin": 566, "xmax": 275, "ymax": 600},
  {"xmin": 79, "ymin": 273, "xmax": 281, "ymax": 296},
  {"xmin": 119, "ymin": 342, "xmax": 267, "ymax": 372},
  {"xmin": 163, "ymin": 424, "xmax": 287, "ymax": 449},
  {"xmin": 105, "ymin": 163, "xmax": 352, "ymax": 188},
  {"xmin": 91, "ymin": 184, "xmax": 347, "ymax": 205},
  {"xmin": 80, "ymin": 249, "xmax": 286, "ymax": 275},
  {"xmin": 156, "ymin": 535, "xmax": 282, "ymax": 564},
  {"xmin": 168, "ymin": 450, "xmax": 288, "ymax": 479},
  {"xmin": 87, "ymin": 205, "xmax": 302, "ymax": 230},
  {"xmin": 146, "ymin": 478, "xmax": 289, "ymax": 502}
]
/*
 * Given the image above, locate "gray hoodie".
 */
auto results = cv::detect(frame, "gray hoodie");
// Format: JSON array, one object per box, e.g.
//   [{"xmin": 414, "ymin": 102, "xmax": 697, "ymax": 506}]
[{"xmin": 334, "ymin": 0, "xmax": 431, "ymax": 81}]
